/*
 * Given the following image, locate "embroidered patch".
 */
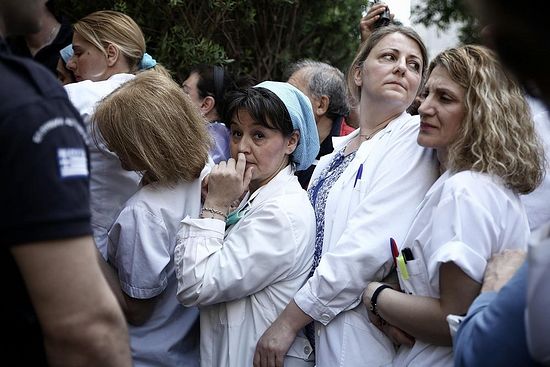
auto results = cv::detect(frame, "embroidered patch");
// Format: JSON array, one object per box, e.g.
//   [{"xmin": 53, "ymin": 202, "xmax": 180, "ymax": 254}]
[{"xmin": 57, "ymin": 148, "xmax": 89, "ymax": 178}]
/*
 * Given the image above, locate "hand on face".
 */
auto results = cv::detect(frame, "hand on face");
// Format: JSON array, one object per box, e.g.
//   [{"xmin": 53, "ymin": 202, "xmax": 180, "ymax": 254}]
[{"xmin": 203, "ymin": 153, "xmax": 254, "ymax": 210}]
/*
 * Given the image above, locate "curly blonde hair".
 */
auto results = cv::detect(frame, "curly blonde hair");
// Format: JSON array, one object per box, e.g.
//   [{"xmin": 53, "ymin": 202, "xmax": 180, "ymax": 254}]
[
  {"xmin": 431, "ymin": 45, "xmax": 544, "ymax": 194},
  {"xmin": 92, "ymin": 71, "xmax": 210, "ymax": 185}
]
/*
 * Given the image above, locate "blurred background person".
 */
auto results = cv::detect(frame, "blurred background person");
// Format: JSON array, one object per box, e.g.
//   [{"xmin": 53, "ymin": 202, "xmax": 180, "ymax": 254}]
[
  {"xmin": 286, "ymin": 59, "xmax": 352, "ymax": 189},
  {"xmin": 56, "ymin": 43, "xmax": 75, "ymax": 84},
  {"xmin": 7, "ymin": 0, "xmax": 72, "ymax": 76},
  {"xmin": 182, "ymin": 64, "xmax": 239, "ymax": 163}
]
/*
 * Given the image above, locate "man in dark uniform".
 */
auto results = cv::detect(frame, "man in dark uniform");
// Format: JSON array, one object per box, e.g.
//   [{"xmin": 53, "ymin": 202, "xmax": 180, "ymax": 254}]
[{"xmin": 0, "ymin": 0, "xmax": 132, "ymax": 365}]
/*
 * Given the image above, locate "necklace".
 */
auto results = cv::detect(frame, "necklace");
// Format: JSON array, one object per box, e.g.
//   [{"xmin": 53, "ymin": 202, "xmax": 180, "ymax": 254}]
[{"xmin": 358, "ymin": 123, "xmax": 388, "ymax": 141}]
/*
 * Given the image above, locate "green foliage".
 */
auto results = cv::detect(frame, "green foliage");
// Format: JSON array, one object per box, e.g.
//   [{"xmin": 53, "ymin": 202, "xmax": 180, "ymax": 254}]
[
  {"xmin": 411, "ymin": 0, "xmax": 480, "ymax": 44},
  {"xmin": 55, "ymin": 0, "xmax": 365, "ymax": 82}
]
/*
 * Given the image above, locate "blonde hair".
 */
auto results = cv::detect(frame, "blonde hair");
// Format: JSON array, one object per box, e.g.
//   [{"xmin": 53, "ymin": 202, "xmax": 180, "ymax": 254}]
[
  {"xmin": 431, "ymin": 45, "xmax": 544, "ymax": 194},
  {"xmin": 74, "ymin": 10, "xmax": 165, "ymax": 74},
  {"xmin": 92, "ymin": 71, "xmax": 210, "ymax": 185},
  {"xmin": 347, "ymin": 25, "xmax": 428, "ymax": 103}
]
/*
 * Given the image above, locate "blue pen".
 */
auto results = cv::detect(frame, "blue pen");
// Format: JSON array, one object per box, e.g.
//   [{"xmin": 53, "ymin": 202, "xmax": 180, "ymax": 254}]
[{"xmin": 354, "ymin": 164, "xmax": 363, "ymax": 188}]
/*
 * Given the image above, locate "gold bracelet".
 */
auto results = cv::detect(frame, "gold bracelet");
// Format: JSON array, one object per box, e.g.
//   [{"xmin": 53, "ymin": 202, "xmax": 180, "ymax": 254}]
[{"xmin": 201, "ymin": 207, "xmax": 227, "ymax": 219}]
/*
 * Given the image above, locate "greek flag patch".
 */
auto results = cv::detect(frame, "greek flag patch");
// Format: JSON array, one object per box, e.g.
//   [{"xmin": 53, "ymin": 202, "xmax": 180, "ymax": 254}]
[{"xmin": 57, "ymin": 148, "xmax": 89, "ymax": 178}]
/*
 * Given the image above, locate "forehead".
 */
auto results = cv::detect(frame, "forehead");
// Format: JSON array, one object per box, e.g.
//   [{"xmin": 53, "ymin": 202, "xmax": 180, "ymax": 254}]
[
  {"xmin": 288, "ymin": 69, "xmax": 310, "ymax": 94},
  {"xmin": 426, "ymin": 65, "xmax": 464, "ymax": 93},
  {"xmin": 183, "ymin": 72, "xmax": 200, "ymax": 88},
  {"xmin": 371, "ymin": 32, "xmax": 422, "ymax": 60},
  {"xmin": 72, "ymin": 32, "xmax": 94, "ymax": 48}
]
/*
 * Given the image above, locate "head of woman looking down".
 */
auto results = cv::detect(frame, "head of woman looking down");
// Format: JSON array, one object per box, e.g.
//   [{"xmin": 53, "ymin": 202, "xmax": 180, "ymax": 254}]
[
  {"xmin": 66, "ymin": 10, "xmax": 165, "ymax": 82},
  {"xmin": 347, "ymin": 25, "xmax": 427, "ymax": 147}
]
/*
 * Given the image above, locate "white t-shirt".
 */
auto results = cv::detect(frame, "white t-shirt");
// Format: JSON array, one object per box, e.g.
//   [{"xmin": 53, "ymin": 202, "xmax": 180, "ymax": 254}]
[{"xmin": 108, "ymin": 167, "xmax": 208, "ymax": 367}]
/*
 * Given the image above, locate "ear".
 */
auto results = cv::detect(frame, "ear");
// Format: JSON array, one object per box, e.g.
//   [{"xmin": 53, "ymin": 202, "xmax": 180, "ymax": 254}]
[
  {"xmin": 286, "ymin": 129, "xmax": 300, "ymax": 155},
  {"xmin": 200, "ymin": 96, "xmax": 216, "ymax": 116},
  {"xmin": 314, "ymin": 95, "xmax": 330, "ymax": 117},
  {"xmin": 353, "ymin": 65, "xmax": 363, "ymax": 87},
  {"xmin": 105, "ymin": 43, "xmax": 120, "ymax": 67}
]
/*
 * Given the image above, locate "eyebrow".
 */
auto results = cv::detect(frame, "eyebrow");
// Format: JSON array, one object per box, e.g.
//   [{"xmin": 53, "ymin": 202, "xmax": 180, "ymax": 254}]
[{"xmin": 380, "ymin": 48, "xmax": 422, "ymax": 60}]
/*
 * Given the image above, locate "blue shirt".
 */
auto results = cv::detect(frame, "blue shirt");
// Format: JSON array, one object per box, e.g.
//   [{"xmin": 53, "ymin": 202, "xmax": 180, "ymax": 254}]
[{"xmin": 454, "ymin": 262, "xmax": 542, "ymax": 366}]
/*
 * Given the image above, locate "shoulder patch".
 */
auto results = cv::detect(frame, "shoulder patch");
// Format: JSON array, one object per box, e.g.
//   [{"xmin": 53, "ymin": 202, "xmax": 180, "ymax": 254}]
[{"xmin": 58, "ymin": 148, "xmax": 89, "ymax": 179}]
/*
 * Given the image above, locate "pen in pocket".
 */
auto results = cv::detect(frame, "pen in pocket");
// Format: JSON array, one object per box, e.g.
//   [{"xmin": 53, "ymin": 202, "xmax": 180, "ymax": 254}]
[
  {"xmin": 390, "ymin": 237, "xmax": 399, "ymax": 267},
  {"xmin": 402, "ymin": 247, "xmax": 414, "ymax": 263},
  {"xmin": 353, "ymin": 163, "xmax": 363, "ymax": 188}
]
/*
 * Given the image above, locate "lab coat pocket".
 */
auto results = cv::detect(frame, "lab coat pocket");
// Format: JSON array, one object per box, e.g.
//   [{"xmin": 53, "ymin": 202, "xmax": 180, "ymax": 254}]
[
  {"xmin": 218, "ymin": 300, "xmax": 246, "ymax": 326},
  {"xmin": 397, "ymin": 256, "xmax": 430, "ymax": 296},
  {"xmin": 342, "ymin": 306, "xmax": 395, "ymax": 366}
]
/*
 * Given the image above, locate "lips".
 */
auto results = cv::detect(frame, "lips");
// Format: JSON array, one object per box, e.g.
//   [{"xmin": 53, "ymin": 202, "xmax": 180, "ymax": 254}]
[
  {"xmin": 420, "ymin": 122, "xmax": 437, "ymax": 130},
  {"xmin": 386, "ymin": 80, "xmax": 406, "ymax": 89}
]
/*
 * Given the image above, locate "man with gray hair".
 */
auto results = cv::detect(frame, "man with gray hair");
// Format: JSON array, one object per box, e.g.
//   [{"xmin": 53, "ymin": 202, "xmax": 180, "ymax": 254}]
[{"xmin": 287, "ymin": 59, "xmax": 353, "ymax": 188}]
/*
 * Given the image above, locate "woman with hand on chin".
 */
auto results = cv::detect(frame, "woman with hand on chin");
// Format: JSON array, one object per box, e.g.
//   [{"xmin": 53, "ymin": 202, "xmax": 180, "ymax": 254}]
[
  {"xmin": 175, "ymin": 81, "xmax": 320, "ymax": 367},
  {"xmin": 254, "ymin": 25, "xmax": 438, "ymax": 367},
  {"xmin": 363, "ymin": 45, "xmax": 544, "ymax": 367}
]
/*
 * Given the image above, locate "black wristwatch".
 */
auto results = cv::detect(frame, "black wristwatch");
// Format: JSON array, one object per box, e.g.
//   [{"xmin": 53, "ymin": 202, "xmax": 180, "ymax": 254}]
[{"xmin": 369, "ymin": 284, "xmax": 392, "ymax": 316}]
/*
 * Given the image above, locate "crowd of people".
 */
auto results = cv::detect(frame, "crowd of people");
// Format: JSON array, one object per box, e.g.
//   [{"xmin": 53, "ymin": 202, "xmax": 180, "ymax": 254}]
[{"xmin": 1, "ymin": 0, "xmax": 549, "ymax": 366}]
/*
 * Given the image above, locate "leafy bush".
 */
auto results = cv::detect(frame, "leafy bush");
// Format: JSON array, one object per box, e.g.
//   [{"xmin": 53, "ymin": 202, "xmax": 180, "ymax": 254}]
[{"xmin": 55, "ymin": 0, "xmax": 364, "ymax": 82}]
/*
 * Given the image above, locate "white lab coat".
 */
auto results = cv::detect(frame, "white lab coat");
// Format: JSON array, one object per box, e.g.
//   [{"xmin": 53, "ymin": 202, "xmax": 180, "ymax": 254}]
[
  {"xmin": 175, "ymin": 166, "xmax": 316, "ymax": 367},
  {"xmin": 393, "ymin": 170, "xmax": 530, "ymax": 367},
  {"xmin": 294, "ymin": 112, "xmax": 439, "ymax": 367},
  {"xmin": 65, "ymin": 74, "xmax": 141, "ymax": 258}
]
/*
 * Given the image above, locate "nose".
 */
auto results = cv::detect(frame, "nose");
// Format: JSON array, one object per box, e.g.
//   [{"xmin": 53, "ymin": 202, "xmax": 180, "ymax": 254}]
[
  {"xmin": 235, "ymin": 135, "xmax": 251, "ymax": 154},
  {"xmin": 393, "ymin": 58, "xmax": 407, "ymax": 76},
  {"xmin": 417, "ymin": 95, "xmax": 434, "ymax": 116}
]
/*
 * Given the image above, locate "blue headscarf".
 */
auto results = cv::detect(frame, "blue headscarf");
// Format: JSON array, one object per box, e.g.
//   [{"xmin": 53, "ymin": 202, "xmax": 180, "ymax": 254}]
[
  {"xmin": 59, "ymin": 44, "xmax": 73, "ymax": 64},
  {"xmin": 254, "ymin": 81, "xmax": 319, "ymax": 171}
]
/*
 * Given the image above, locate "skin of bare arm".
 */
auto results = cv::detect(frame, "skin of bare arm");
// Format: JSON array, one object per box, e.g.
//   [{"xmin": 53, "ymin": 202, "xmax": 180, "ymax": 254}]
[
  {"xmin": 11, "ymin": 236, "xmax": 132, "ymax": 367},
  {"xmin": 364, "ymin": 262, "xmax": 481, "ymax": 346}
]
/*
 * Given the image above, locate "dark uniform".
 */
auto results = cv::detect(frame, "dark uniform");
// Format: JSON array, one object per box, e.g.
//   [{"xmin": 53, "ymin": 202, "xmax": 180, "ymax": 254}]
[{"xmin": 0, "ymin": 38, "xmax": 91, "ymax": 365}]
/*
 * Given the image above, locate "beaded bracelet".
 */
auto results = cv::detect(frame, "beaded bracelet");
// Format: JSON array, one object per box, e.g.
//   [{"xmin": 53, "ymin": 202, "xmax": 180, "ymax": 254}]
[{"xmin": 201, "ymin": 207, "xmax": 227, "ymax": 220}]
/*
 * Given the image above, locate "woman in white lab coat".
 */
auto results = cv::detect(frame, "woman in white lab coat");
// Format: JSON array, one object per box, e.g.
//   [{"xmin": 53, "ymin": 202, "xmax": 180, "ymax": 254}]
[
  {"xmin": 254, "ymin": 25, "xmax": 439, "ymax": 367},
  {"xmin": 362, "ymin": 45, "xmax": 544, "ymax": 366},
  {"xmin": 175, "ymin": 81, "xmax": 320, "ymax": 367}
]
